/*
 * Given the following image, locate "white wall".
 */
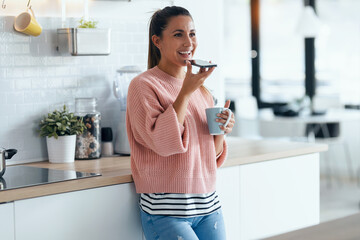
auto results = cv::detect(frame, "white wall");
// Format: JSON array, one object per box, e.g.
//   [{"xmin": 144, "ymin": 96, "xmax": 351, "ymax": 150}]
[{"xmin": 0, "ymin": 0, "xmax": 225, "ymax": 164}]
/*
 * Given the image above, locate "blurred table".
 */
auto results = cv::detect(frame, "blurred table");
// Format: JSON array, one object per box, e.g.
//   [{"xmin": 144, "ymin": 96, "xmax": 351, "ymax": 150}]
[{"xmin": 258, "ymin": 108, "xmax": 360, "ymax": 138}]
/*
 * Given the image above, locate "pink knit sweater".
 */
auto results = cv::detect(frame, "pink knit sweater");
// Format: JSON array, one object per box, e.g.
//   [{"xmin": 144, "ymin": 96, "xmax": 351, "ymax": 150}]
[{"xmin": 126, "ymin": 66, "xmax": 228, "ymax": 194}]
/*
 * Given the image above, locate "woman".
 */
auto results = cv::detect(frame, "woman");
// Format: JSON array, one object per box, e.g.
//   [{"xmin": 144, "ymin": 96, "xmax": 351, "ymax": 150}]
[{"xmin": 126, "ymin": 6, "xmax": 235, "ymax": 240}]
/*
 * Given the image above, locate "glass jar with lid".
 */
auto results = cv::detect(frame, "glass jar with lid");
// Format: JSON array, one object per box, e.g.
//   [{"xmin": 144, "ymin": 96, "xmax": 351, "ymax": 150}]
[{"xmin": 75, "ymin": 98, "xmax": 101, "ymax": 159}]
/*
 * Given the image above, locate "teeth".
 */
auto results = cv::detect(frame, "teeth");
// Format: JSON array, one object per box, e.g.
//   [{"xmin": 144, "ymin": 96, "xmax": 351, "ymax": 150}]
[{"xmin": 179, "ymin": 51, "xmax": 191, "ymax": 55}]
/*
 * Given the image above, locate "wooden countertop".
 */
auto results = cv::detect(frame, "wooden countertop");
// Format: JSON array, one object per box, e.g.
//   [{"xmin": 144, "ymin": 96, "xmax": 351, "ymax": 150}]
[
  {"xmin": 0, "ymin": 137, "xmax": 327, "ymax": 203},
  {"xmin": 264, "ymin": 212, "xmax": 360, "ymax": 240}
]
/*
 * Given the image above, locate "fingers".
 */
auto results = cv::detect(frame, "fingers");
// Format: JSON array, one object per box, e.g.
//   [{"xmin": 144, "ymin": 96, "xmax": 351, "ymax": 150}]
[
  {"xmin": 217, "ymin": 111, "xmax": 235, "ymax": 134},
  {"xmin": 224, "ymin": 99, "xmax": 231, "ymax": 108},
  {"xmin": 216, "ymin": 117, "xmax": 235, "ymax": 125},
  {"xmin": 216, "ymin": 110, "xmax": 234, "ymax": 120},
  {"xmin": 186, "ymin": 60, "xmax": 192, "ymax": 76},
  {"xmin": 196, "ymin": 65, "xmax": 215, "ymax": 77}
]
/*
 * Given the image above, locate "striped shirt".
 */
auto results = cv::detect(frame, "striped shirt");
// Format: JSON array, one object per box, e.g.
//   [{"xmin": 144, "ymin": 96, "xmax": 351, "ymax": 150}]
[{"xmin": 140, "ymin": 191, "xmax": 221, "ymax": 218}]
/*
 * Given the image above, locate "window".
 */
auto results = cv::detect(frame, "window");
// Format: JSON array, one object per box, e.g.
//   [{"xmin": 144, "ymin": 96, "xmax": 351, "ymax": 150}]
[
  {"xmin": 223, "ymin": 0, "xmax": 252, "ymax": 99},
  {"xmin": 316, "ymin": 0, "xmax": 360, "ymax": 104},
  {"xmin": 260, "ymin": 0, "xmax": 304, "ymax": 103},
  {"xmin": 224, "ymin": 0, "xmax": 360, "ymax": 107}
]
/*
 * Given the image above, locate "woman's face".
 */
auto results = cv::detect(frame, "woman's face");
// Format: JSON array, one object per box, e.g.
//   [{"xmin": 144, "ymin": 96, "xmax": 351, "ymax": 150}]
[{"xmin": 153, "ymin": 15, "xmax": 197, "ymax": 68}]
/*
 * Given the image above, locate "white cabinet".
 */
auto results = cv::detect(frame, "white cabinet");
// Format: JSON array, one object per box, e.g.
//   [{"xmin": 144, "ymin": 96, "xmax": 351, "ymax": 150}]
[
  {"xmin": 0, "ymin": 202, "xmax": 15, "ymax": 240},
  {"xmin": 238, "ymin": 153, "xmax": 319, "ymax": 239},
  {"xmin": 217, "ymin": 166, "xmax": 241, "ymax": 240},
  {"xmin": 217, "ymin": 153, "xmax": 320, "ymax": 240},
  {"xmin": 14, "ymin": 183, "xmax": 143, "ymax": 240}
]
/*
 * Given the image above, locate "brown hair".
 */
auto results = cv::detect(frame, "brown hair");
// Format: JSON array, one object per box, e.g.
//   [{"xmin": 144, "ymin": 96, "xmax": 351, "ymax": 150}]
[
  {"xmin": 147, "ymin": 6, "xmax": 212, "ymax": 101},
  {"xmin": 148, "ymin": 6, "xmax": 192, "ymax": 69}
]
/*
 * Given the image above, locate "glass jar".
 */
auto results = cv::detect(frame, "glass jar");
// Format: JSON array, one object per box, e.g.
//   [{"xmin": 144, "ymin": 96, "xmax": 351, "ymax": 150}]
[{"xmin": 75, "ymin": 98, "xmax": 101, "ymax": 159}]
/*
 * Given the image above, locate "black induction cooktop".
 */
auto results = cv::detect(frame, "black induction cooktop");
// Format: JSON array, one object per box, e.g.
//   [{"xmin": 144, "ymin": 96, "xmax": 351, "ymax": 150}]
[{"xmin": 0, "ymin": 165, "xmax": 101, "ymax": 191}]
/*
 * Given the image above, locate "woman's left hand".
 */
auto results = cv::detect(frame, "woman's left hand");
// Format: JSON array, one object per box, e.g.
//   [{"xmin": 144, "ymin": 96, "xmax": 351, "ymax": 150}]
[{"xmin": 216, "ymin": 100, "xmax": 235, "ymax": 135}]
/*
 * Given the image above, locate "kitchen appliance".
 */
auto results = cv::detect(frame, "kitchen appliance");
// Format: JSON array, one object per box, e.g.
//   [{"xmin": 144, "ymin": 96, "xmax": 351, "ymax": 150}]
[
  {"xmin": 0, "ymin": 165, "xmax": 101, "ymax": 191},
  {"xmin": 113, "ymin": 66, "xmax": 142, "ymax": 155},
  {"xmin": 0, "ymin": 148, "xmax": 17, "ymax": 177}
]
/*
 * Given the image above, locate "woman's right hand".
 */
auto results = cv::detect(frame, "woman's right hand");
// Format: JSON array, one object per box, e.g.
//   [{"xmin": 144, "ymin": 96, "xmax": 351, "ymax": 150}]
[{"xmin": 180, "ymin": 60, "xmax": 215, "ymax": 97}]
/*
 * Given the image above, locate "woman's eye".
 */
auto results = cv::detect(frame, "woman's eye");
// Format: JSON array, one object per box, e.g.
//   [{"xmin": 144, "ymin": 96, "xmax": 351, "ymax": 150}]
[
  {"xmin": 174, "ymin": 33, "xmax": 182, "ymax": 37},
  {"xmin": 190, "ymin": 33, "xmax": 196, "ymax": 37}
]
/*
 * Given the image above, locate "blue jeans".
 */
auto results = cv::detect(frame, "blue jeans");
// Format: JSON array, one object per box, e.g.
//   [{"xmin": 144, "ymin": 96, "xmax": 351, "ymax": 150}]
[{"xmin": 140, "ymin": 207, "xmax": 226, "ymax": 240}]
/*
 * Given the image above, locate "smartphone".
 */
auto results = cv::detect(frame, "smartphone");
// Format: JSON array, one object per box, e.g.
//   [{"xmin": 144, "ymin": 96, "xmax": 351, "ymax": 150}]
[{"xmin": 190, "ymin": 59, "xmax": 217, "ymax": 68}]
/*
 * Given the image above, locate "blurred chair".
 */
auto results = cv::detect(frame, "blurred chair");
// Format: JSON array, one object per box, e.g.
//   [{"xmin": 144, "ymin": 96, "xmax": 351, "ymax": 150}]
[{"xmin": 305, "ymin": 121, "xmax": 354, "ymax": 187}]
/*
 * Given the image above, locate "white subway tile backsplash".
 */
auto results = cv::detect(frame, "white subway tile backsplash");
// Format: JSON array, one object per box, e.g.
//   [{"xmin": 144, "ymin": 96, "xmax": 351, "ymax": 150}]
[
  {"xmin": 16, "ymin": 103, "xmax": 34, "ymax": 115},
  {"xmin": 62, "ymin": 57, "xmax": 79, "ymax": 65},
  {"xmin": 47, "ymin": 77, "xmax": 63, "ymax": 88},
  {"xmin": 13, "ymin": 56, "xmax": 31, "ymax": 66},
  {"xmin": 132, "ymin": 33, "xmax": 147, "ymax": 43},
  {"xmin": 25, "ymin": 90, "xmax": 53, "ymax": 104},
  {"xmin": 12, "ymin": 33, "xmax": 30, "ymax": 43},
  {"xmin": 23, "ymin": 67, "xmax": 39, "ymax": 78},
  {"xmin": 0, "ymin": 80, "xmax": 14, "ymax": 91},
  {"xmin": 0, "ymin": 92, "xmax": 6, "ymax": 103},
  {"xmin": 39, "ymin": 90, "xmax": 58, "ymax": 103},
  {"xmin": 6, "ymin": 43, "xmax": 30, "ymax": 55},
  {"xmin": 0, "ymin": 104, "xmax": 16, "ymax": 116},
  {"xmin": 0, "ymin": 117, "xmax": 8, "ymax": 130},
  {"xmin": 33, "ymin": 103, "xmax": 50, "ymax": 116},
  {"xmin": 63, "ymin": 77, "xmax": 78, "ymax": 88},
  {"xmin": 7, "ymin": 92, "xmax": 24, "ymax": 104},
  {"xmin": 55, "ymin": 66, "xmax": 70, "ymax": 76},
  {"xmin": 29, "ymin": 56, "xmax": 46, "ymax": 66},
  {"xmin": 0, "ymin": 130, "xmax": 9, "ymax": 148},
  {"xmin": 69, "ymin": 67, "xmax": 81, "ymax": 75},
  {"xmin": 0, "ymin": 68, "xmax": 5, "ymax": 78},
  {"xmin": 0, "ymin": 56, "xmax": 14, "ymax": 67},
  {"xmin": 0, "ymin": 44, "xmax": 5, "ymax": 55},
  {"xmin": 125, "ymin": 43, "xmax": 139, "ymax": 54},
  {"xmin": 6, "ymin": 67, "xmax": 24, "ymax": 78},
  {"xmin": 126, "ymin": 22, "xmax": 141, "ymax": 33},
  {"xmin": 0, "ymin": 32, "xmax": 13, "ymax": 43},
  {"xmin": 1, "ymin": 14, "xmax": 148, "ymax": 163},
  {"xmin": 15, "ymin": 78, "xmax": 32, "ymax": 90},
  {"xmin": 45, "ymin": 56, "xmax": 64, "ymax": 66},
  {"xmin": 8, "ymin": 131, "xmax": 25, "ymax": 150},
  {"xmin": 31, "ymin": 78, "xmax": 48, "ymax": 89},
  {"xmin": 55, "ymin": 89, "xmax": 77, "ymax": 102}
]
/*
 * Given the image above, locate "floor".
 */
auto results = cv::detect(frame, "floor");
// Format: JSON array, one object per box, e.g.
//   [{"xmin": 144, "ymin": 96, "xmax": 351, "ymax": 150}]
[{"xmin": 320, "ymin": 175, "xmax": 360, "ymax": 223}]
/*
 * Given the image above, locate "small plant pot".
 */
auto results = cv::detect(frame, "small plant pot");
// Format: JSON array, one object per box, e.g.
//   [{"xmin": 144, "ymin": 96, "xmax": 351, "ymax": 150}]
[{"xmin": 46, "ymin": 135, "xmax": 76, "ymax": 163}]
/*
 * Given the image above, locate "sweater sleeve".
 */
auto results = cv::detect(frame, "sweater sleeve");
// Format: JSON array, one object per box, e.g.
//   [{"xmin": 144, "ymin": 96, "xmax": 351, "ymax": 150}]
[
  {"xmin": 127, "ymin": 80, "xmax": 189, "ymax": 157},
  {"xmin": 216, "ymin": 139, "xmax": 228, "ymax": 168}
]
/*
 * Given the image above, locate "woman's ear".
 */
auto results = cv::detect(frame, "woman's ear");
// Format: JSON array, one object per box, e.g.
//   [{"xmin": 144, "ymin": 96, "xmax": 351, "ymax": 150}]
[{"xmin": 152, "ymin": 35, "xmax": 161, "ymax": 50}]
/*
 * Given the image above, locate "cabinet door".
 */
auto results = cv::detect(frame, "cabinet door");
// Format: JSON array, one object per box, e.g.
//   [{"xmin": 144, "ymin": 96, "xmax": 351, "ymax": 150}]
[
  {"xmin": 238, "ymin": 153, "xmax": 320, "ymax": 239},
  {"xmin": 217, "ymin": 166, "xmax": 240, "ymax": 240},
  {"xmin": 15, "ymin": 183, "xmax": 143, "ymax": 240},
  {"xmin": 0, "ymin": 202, "xmax": 15, "ymax": 240}
]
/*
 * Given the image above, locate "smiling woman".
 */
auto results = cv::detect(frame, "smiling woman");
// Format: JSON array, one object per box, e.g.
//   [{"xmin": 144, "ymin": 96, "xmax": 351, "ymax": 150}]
[{"xmin": 126, "ymin": 5, "xmax": 234, "ymax": 240}]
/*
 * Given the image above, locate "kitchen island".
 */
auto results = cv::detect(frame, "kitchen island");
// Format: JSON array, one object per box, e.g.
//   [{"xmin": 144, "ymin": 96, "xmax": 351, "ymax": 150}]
[{"xmin": 0, "ymin": 137, "xmax": 327, "ymax": 240}]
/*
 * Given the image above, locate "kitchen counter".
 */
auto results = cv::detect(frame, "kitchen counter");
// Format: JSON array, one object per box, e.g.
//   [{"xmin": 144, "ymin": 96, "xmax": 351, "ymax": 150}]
[
  {"xmin": 0, "ymin": 137, "xmax": 327, "ymax": 203},
  {"xmin": 264, "ymin": 212, "xmax": 360, "ymax": 240}
]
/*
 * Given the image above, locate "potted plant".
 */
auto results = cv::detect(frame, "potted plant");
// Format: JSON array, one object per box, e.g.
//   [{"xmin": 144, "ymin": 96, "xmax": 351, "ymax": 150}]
[
  {"xmin": 57, "ymin": 17, "xmax": 111, "ymax": 56},
  {"xmin": 78, "ymin": 17, "xmax": 98, "ymax": 28},
  {"xmin": 39, "ymin": 105, "xmax": 86, "ymax": 163}
]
